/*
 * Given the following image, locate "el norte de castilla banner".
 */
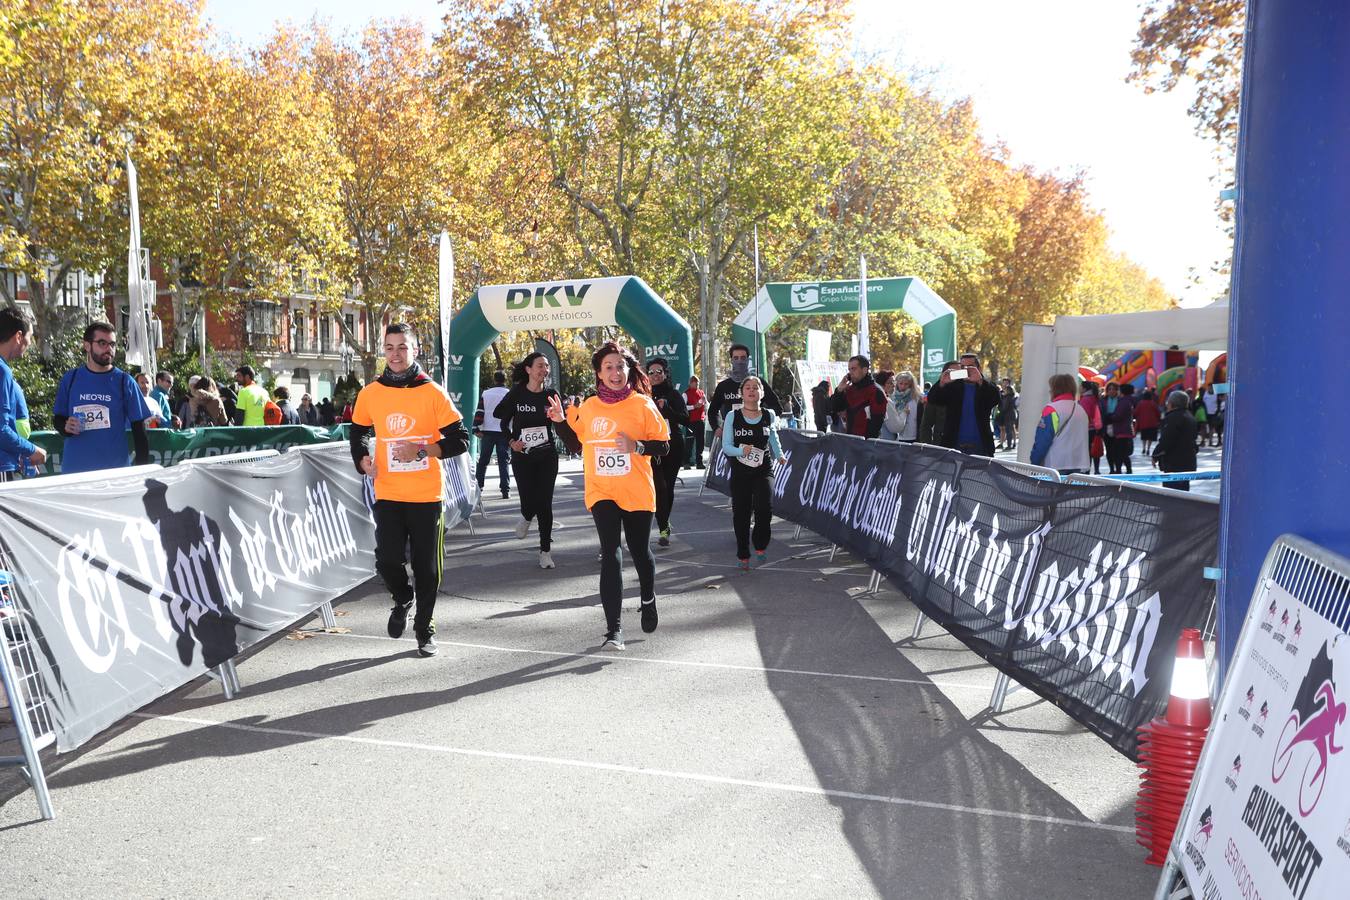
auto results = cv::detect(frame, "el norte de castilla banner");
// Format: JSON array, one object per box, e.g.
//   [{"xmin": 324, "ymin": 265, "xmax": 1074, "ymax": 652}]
[
  {"xmin": 0, "ymin": 444, "xmax": 483, "ymax": 752},
  {"xmin": 705, "ymin": 430, "xmax": 1219, "ymax": 759}
]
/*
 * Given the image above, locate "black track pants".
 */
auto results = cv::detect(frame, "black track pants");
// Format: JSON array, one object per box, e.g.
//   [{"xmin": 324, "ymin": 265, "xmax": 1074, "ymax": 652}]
[
  {"xmin": 512, "ymin": 450, "xmax": 559, "ymax": 550},
  {"xmin": 590, "ymin": 500, "xmax": 655, "ymax": 633},
  {"xmin": 373, "ymin": 499, "xmax": 444, "ymax": 637},
  {"xmin": 688, "ymin": 425, "xmax": 705, "ymax": 465},
  {"xmin": 730, "ymin": 471, "xmax": 773, "ymax": 559},
  {"xmin": 653, "ymin": 435, "xmax": 683, "ymax": 531}
]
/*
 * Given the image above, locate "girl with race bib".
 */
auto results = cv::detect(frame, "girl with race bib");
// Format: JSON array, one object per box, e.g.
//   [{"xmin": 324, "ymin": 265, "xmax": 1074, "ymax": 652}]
[
  {"xmin": 549, "ymin": 342, "xmax": 670, "ymax": 651},
  {"xmin": 495, "ymin": 352, "xmax": 562, "ymax": 569},
  {"xmin": 722, "ymin": 376, "xmax": 785, "ymax": 571}
]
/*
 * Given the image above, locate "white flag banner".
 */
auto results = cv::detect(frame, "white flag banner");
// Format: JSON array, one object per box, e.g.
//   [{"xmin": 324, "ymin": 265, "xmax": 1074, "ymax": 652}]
[
  {"xmin": 858, "ymin": 254, "xmax": 869, "ymax": 358},
  {"xmin": 438, "ymin": 231, "xmax": 454, "ymax": 388},
  {"xmin": 805, "ymin": 328, "xmax": 831, "ymax": 362},
  {"xmin": 125, "ymin": 153, "xmax": 150, "ymax": 369}
]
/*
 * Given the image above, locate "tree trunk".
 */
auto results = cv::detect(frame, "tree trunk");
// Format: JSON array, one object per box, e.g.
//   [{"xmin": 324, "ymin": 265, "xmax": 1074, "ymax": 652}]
[{"xmin": 25, "ymin": 264, "xmax": 76, "ymax": 361}]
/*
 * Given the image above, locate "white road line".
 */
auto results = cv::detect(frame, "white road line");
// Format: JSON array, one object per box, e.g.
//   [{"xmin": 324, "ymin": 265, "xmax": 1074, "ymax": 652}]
[
  {"xmin": 308, "ymin": 630, "xmax": 996, "ymax": 691},
  {"xmin": 132, "ymin": 711, "xmax": 1132, "ymax": 835}
]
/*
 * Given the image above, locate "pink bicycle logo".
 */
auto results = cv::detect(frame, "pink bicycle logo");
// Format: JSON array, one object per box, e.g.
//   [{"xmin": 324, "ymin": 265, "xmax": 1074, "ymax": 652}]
[
  {"xmin": 1272, "ymin": 642, "xmax": 1347, "ymax": 817},
  {"xmin": 1193, "ymin": 806, "xmax": 1214, "ymax": 850}
]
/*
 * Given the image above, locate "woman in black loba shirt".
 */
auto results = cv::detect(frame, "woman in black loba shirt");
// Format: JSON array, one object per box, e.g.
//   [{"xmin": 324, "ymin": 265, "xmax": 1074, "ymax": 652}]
[{"xmin": 494, "ymin": 352, "xmax": 562, "ymax": 568}]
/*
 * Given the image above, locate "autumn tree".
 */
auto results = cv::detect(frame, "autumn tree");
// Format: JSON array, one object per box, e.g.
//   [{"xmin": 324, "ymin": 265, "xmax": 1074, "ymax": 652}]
[
  {"xmin": 1131, "ymin": 0, "xmax": 1244, "ymax": 271},
  {"xmin": 0, "ymin": 0, "xmax": 203, "ymax": 356},
  {"xmin": 136, "ymin": 29, "xmax": 349, "ymax": 355},
  {"xmin": 657, "ymin": 0, "xmax": 854, "ymax": 386},
  {"xmin": 1131, "ymin": 0, "xmax": 1244, "ymax": 157}
]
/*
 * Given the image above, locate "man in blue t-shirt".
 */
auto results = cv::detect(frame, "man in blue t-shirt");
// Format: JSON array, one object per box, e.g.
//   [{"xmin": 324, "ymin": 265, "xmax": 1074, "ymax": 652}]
[
  {"xmin": 0, "ymin": 308, "xmax": 46, "ymax": 481},
  {"xmin": 53, "ymin": 321, "xmax": 153, "ymax": 474}
]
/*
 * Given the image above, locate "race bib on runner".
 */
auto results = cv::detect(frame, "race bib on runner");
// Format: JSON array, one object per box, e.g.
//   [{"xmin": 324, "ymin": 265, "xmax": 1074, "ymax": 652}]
[
  {"xmin": 74, "ymin": 403, "xmax": 111, "ymax": 431},
  {"xmin": 739, "ymin": 446, "xmax": 765, "ymax": 468},
  {"xmin": 520, "ymin": 426, "xmax": 549, "ymax": 450},
  {"xmin": 594, "ymin": 445, "xmax": 632, "ymax": 477},
  {"xmin": 385, "ymin": 439, "xmax": 430, "ymax": 473}
]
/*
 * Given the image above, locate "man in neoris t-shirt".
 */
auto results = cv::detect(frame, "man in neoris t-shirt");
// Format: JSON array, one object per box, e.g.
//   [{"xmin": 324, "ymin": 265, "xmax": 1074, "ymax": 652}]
[{"xmin": 53, "ymin": 321, "xmax": 152, "ymax": 474}]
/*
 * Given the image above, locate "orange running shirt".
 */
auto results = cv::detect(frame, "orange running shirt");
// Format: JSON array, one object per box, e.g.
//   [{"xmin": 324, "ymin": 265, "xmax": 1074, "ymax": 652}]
[
  {"xmin": 566, "ymin": 393, "xmax": 670, "ymax": 511},
  {"xmin": 352, "ymin": 380, "xmax": 462, "ymax": 503}
]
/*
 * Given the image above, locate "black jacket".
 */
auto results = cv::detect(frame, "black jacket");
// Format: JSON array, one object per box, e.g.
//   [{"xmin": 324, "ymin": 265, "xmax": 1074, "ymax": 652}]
[
  {"xmin": 1152, "ymin": 408, "xmax": 1198, "ymax": 473},
  {"xmin": 277, "ymin": 400, "xmax": 301, "ymax": 426},
  {"xmin": 810, "ymin": 383, "xmax": 831, "ymax": 431},
  {"xmin": 649, "ymin": 381, "xmax": 688, "ymax": 467},
  {"xmin": 708, "ymin": 376, "xmax": 781, "ymax": 430},
  {"xmin": 927, "ymin": 378, "xmax": 1001, "ymax": 454}
]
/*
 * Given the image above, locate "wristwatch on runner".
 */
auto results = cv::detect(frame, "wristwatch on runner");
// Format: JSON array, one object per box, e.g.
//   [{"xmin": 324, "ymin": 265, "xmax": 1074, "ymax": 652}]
[
  {"xmin": 635, "ymin": 440, "xmax": 646, "ymax": 456},
  {"xmin": 416, "ymin": 446, "xmax": 428, "ymax": 461}
]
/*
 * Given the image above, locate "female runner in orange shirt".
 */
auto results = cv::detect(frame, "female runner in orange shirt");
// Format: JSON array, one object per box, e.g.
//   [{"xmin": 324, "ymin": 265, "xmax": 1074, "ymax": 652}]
[{"xmin": 548, "ymin": 341, "xmax": 670, "ymax": 650}]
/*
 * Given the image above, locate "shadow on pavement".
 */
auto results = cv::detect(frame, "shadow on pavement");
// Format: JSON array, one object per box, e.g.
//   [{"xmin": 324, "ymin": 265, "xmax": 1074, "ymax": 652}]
[
  {"xmin": 738, "ymin": 586, "xmax": 1148, "ymax": 898},
  {"xmin": 49, "ymin": 654, "xmax": 613, "ymax": 791}
]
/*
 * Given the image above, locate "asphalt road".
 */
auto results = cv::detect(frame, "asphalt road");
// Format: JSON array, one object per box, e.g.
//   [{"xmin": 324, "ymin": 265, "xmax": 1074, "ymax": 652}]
[{"xmin": 0, "ymin": 459, "xmax": 1159, "ymax": 898}]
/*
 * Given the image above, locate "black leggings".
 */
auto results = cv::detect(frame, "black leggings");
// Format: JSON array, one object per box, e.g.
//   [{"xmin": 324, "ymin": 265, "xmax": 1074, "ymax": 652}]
[
  {"xmin": 590, "ymin": 500, "xmax": 655, "ymax": 633},
  {"xmin": 653, "ymin": 435, "xmax": 683, "ymax": 531},
  {"xmin": 512, "ymin": 450, "xmax": 558, "ymax": 550},
  {"xmin": 730, "ymin": 471, "xmax": 773, "ymax": 559},
  {"xmin": 373, "ymin": 500, "xmax": 444, "ymax": 637}
]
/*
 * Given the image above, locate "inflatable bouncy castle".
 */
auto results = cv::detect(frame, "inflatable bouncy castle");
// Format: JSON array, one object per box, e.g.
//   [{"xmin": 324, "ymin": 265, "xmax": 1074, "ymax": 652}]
[{"xmin": 1100, "ymin": 348, "xmax": 1200, "ymax": 392}]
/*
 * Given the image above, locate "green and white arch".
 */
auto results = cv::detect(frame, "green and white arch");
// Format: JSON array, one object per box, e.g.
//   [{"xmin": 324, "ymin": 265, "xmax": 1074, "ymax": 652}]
[
  {"xmin": 732, "ymin": 277, "xmax": 957, "ymax": 386},
  {"xmin": 442, "ymin": 275, "xmax": 693, "ymax": 416}
]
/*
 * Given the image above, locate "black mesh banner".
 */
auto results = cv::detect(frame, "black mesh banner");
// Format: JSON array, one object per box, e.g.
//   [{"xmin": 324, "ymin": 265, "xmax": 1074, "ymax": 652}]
[{"xmin": 710, "ymin": 430, "xmax": 1218, "ymax": 759}]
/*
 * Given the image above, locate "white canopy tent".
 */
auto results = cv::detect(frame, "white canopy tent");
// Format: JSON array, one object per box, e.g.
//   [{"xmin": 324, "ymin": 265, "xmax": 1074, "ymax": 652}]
[{"xmin": 1017, "ymin": 300, "xmax": 1229, "ymax": 463}]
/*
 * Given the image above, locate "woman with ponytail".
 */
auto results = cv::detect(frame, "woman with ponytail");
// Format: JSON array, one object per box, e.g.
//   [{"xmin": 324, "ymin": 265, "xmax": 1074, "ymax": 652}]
[
  {"xmin": 548, "ymin": 341, "xmax": 670, "ymax": 650},
  {"xmin": 494, "ymin": 352, "xmax": 563, "ymax": 569}
]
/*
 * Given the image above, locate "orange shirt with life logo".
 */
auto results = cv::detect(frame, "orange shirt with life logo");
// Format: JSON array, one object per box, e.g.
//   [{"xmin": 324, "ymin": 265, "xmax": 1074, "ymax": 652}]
[
  {"xmin": 352, "ymin": 380, "xmax": 462, "ymax": 503},
  {"xmin": 566, "ymin": 393, "xmax": 670, "ymax": 512}
]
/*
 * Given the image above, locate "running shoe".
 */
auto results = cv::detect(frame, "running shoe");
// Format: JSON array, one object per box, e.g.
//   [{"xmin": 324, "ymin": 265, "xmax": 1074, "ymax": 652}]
[
  {"xmin": 601, "ymin": 631, "xmax": 625, "ymax": 651},
  {"xmin": 754, "ymin": 550, "xmax": 768, "ymax": 567},
  {"xmin": 640, "ymin": 598, "xmax": 658, "ymax": 633},
  {"xmin": 416, "ymin": 632, "xmax": 438, "ymax": 657},
  {"xmin": 539, "ymin": 551, "xmax": 555, "ymax": 569},
  {"xmin": 387, "ymin": 600, "xmax": 412, "ymax": 638},
  {"xmin": 738, "ymin": 558, "xmax": 751, "ymax": 572},
  {"xmin": 658, "ymin": 527, "xmax": 670, "ymax": 547},
  {"xmin": 515, "ymin": 517, "xmax": 531, "ymax": 539}
]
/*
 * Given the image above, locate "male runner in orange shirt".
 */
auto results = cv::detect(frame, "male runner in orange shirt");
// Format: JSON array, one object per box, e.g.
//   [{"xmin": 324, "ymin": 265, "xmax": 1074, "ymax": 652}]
[{"xmin": 349, "ymin": 324, "xmax": 470, "ymax": 656}]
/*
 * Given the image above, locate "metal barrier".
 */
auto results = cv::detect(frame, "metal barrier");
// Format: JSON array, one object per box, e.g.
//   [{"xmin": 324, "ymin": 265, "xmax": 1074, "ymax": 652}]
[
  {"xmin": 1062, "ymin": 471, "xmax": 1221, "ymax": 503},
  {"xmin": 0, "ymin": 569, "xmax": 56, "ymax": 820},
  {"xmin": 177, "ymin": 448, "xmax": 282, "ymax": 467},
  {"xmin": 771, "ymin": 441, "xmax": 1221, "ymax": 716}
]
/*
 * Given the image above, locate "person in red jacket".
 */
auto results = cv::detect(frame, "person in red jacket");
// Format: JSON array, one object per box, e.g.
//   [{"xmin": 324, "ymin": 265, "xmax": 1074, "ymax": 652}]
[
  {"xmin": 829, "ymin": 355, "xmax": 888, "ymax": 438},
  {"xmin": 684, "ymin": 374, "xmax": 707, "ymax": 468},
  {"xmin": 1133, "ymin": 388, "xmax": 1163, "ymax": 456}
]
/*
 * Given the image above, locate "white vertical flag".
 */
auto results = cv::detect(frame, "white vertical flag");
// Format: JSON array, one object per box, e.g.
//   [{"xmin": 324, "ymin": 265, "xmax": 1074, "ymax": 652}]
[
  {"xmin": 438, "ymin": 231, "xmax": 454, "ymax": 388},
  {"xmin": 858, "ymin": 254, "xmax": 870, "ymax": 358},
  {"xmin": 125, "ymin": 152, "xmax": 150, "ymax": 369}
]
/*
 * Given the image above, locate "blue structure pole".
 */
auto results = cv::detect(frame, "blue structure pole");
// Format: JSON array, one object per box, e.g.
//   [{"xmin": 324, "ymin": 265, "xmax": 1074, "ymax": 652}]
[{"xmin": 1218, "ymin": 0, "xmax": 1350, "ymax": 668}]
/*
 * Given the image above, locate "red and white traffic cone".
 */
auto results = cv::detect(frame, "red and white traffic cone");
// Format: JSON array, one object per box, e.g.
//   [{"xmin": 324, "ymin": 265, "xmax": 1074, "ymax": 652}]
[{"xmin": 1136, "ymin": 627, "xmax": 1211, "ymax": 866}]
